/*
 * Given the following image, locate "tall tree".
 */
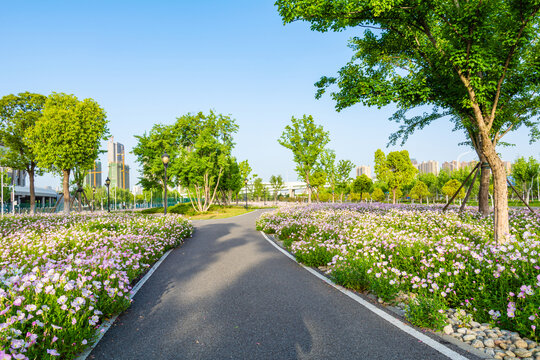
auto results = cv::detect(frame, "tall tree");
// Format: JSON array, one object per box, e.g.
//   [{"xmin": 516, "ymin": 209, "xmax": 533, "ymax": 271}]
[
  {"xmin": 372, "ymin": 187, "xmax": 385, "ymax": 202},
  {"xmin": 269, "ymin": 174, "xmax": 285, "ymax": 203},
  {"xmin": 374, "ymin": 149, "xmax": 417, "ymax": 204},
  {"xmin": 310, "ymin": 169, "xmax": 327, "ymax": 202},
  {"xmin": 28, "ymin": 93, "xmax": 108, "ymax": 214},
  {"xmin": 418, "ymin": 173, "xmax": 438, "ymax": 200},
  {"xmin": 237, "ymin": 160, "xmax": 252, "ymax": 204},
  {"xmin": 409, "ymin": 180, "xmax": 431, "ymax": 204},
  {"xmin": 512, "ymin": 156, "xmax": 540, "ymax": 205},
  {"xmin": 253, "ymin": 176, "xmax": 264, "ymax": 201},
  {"xmin": 278, "ymin": 115, "xmax": 330, "ymax": 203},
  {"xmin": 319, "ymin": 149, "xmax": 337, "ymax": 202},
  {"xmin": 335, "ymin": 159, "xmax": 354, "ymax": 202},
  {"xmin": 0, "ymin": 171, "xmax": 11, "ymax": 209},
  {"xmin": 133, "ymin": 123, "xmax": 179, "ymax": 196},
  {"xmin": 442, "ymin": 179, "xmax": 466, "ymax": 204},
  {"xmin": 173, "ymin": 111, "xmax": 238, "ymax": 213},
  {"xmin": 276, "ymin": 0, "xmax": 540, "ymax": 242},
  {"xmin": 352, "ymin": 174, "xmax": 373, "ymax": 202},
  {"xmin": 0, "ymin": 92, "xmax": 47, "ymax": 215},
  {"xmin": 217, "ymin": 157, "xmax": 243, "ymax": 205}
]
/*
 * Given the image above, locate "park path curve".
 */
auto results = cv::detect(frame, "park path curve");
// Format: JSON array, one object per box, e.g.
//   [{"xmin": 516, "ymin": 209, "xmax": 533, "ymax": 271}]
[{"xmin": 89, "ymin": 210, "xmax": 479, "ymax": 360}]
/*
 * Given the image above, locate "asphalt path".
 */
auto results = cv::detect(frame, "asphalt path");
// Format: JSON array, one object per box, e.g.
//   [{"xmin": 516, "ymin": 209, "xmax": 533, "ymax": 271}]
[{"xmin": 89, "ymin": 210, "xmax": 480, "ymax": 360}]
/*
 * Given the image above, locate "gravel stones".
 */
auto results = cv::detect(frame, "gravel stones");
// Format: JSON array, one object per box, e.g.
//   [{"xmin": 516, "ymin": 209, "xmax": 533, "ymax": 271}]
[
  {"xmin": 443, "ymin": 324, "xmax": 454, "ymax": 335},
  {"xmin": 439, "ymin": 308, "xmax": 540, "ymax": 360}
]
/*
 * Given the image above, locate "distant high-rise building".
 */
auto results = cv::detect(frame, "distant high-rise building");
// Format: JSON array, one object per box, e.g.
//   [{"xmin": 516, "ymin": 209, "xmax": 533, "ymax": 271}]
[
  {"xmin": 459, "ymin": 160, "xmax": 478, "ymax": 170},
  {"xmin": 108, "ymin": 163, "xmax": 130, "ymax": 190},
  {"xmin": 108, "ymin": 136, "xmax": 124, "ymax": 163},
  {"xmin": 84, "ymin": 161, "xmax": 102, "ymax": 188},
  {"xmin": 107, "ymin": 137, "xmax": 130, "ymax": 189},
  {"xmin": 442, "ymin": 160, "xmax": 459, "ymax": 172},
  {"xmin": 417, "ymin": 160, "xmax": 439, "ymax": 175},
  {"xmin": 356, "ymin": 165, "xmax": 371, "ymax": 178}
]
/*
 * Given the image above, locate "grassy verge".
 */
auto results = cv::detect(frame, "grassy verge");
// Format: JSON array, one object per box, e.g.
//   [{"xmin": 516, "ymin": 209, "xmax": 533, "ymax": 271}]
[{"xmin": 140, "ymin": 204, "xmax": 255, "ymax": 219}]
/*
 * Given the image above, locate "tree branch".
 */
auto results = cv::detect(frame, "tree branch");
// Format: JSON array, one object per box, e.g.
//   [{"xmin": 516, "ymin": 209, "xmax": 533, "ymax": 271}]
[{"xmin": 489, "ymin": 5, "xmax": 540, "ymax": 130}]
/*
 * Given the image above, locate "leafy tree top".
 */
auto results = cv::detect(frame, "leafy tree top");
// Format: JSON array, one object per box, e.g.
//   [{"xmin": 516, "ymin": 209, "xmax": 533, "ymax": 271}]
[
  {"xmin": 28, "ymin": 93, "xmax": 109, "ymax": 173},
  {"xmin": 442, "ymin": 179, "xmax": 466, "ymax": 199},
  {"xmin": 0, "ymin": 92, "xmax": 46, "ymax": 173},
  {"xmin": 409, "ymin": 180, "xmax": 431, "ymax": 200},
  {"xmin": 352, "ymin": 174, "xmax": 373, "ymax": 194},
  {"xmin": 374, "ymin": 149, "xmax": 417, "ymax": 190},
  {"xmin": 512, "ymin": 156, "xmax": 539, "ymax": 187},
  {"xmin": 277, "ymin": 0, "xmax": 540, "ymax": 146},
  {"xmin": 278, "ymin": 114, "xmax": 330, "ymax": 181},
  {"xmin": 133, "ymin": 123, "xmax": 178, "ymax": 190},
  {"xmin": 173, "ymin": 111, "xmax": 238, "ymax": 188}
]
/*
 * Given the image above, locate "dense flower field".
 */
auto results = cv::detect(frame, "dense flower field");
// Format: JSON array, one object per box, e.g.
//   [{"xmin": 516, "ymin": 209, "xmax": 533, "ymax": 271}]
[
  {"xmin": 257, "ymin": 203, "xmax": 540, "ymax": 341},
  {"xmin": 0, "ymin": 213, "xmax": 193, "ymax": 360}
]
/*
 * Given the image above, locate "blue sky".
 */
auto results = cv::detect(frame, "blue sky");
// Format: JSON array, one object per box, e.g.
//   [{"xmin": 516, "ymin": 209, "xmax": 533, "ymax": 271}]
[{"xmin": 1, "ymin": 1, "xmax": 538, "ymax": 189}]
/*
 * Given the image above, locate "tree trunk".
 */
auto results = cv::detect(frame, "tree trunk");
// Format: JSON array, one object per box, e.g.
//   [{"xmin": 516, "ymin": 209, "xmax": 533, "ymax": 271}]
[
  {"xmin": 28, "ymin": 168, "xmax": 36, "ymax": 215},
  {"xmin": 477, "ymin": 132, "xmax": 509, "ymax": 243},
  {"xmin": 392, "ymin": 188, "xmax": 396, "ymax": 204},
  {"xmin": 305, "ymin": 173, "xmax": 312, "ymax": 204},
  {"xmin": 476, "ymin": 152, "xmax": 491, "ymax": 217},
  {"xmin": 63, "ymin": 169, "xmax": 70, "ymax": 214}
]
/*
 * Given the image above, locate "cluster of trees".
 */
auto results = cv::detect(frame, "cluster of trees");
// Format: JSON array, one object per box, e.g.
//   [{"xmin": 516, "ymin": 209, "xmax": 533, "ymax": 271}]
[
  {"xmin": 133, "ymin": 110, "xmax": 248, "ymax": 213},
  {"xmin": 0, "ymin": 92, "xmax": 109, "ymax": 214},
  {"xmin": 278, "ymin": 113, "xmax": 540, "ymax": 212},
  {"xmin": 275, "ymin": 0, "xmax": 539, "ymax": 242}
]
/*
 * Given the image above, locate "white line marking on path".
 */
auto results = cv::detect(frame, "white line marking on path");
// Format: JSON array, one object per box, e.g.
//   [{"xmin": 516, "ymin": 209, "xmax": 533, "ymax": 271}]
[
  {"xmin": 260, "ymin": 231, "xmax": 470, "ymax": 360},
  {"xmin": 76, "ymin": 248, "xmax": 174, "ymax": 360}
]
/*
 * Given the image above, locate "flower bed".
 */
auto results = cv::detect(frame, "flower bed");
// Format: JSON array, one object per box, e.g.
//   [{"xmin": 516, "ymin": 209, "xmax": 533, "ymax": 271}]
[
  {"xmin": 0, "ymin": 213, "xmax": 193, "ymax": 359},
  {"xmin": 256, "ymin": 203, "xmax": 540, "ymax": 342}
]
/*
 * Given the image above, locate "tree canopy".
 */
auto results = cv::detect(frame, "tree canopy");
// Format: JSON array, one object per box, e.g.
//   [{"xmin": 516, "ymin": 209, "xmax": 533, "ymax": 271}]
[
  {"xmin": 374, "ymin": 149, "xmax": 417, "ymax": 204},
  {"xmin": 352, "ymin": 174, "xmax": 373, "ymax": 201},
  {"xmin": 269, "ymin": 174, "xmax": 285, "ymax": 203},
  {"xmin": 409, "ymin": 180, "xmax": 431, "ymax": 204},
  {"xmin": 442, "ymin": 179, "xmax": 466, "ymax": 202},
  {"xmin": 28, "ymin": 93, "xmax": 108, "ymax": 214},
  {"xmin": 0, "ymin": 92, "xmax": 47, "ymax": 214},
  {"xmin": 512, "ymin": 156, "xmax": 540, "ymax": 204},
  {"xmin": 133, "ymin": 123, "xmax": 179, "ymax": 192},
  {"xmin": 278, "ymin": 115, "xmax": 329, "ymax": 203},
  {"xmin": 173, "ymin": 111, "xmax": 238, "ymax": 212},
  {"xmin": 276, "ymin": 0, "xmax": 540, "ymax": 241}
]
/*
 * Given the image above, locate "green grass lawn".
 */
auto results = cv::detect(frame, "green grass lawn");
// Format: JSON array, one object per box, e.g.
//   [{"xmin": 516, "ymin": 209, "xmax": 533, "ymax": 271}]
[{"xmin": 140, "ymin": 203, "xmax": 255, "ymax": 219}]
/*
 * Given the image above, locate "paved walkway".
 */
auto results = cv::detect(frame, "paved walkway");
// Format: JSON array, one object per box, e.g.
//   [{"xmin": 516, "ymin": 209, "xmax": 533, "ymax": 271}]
[{"xmin": 89, "ymin": 210, "xmax": 478, "ymax": 360}]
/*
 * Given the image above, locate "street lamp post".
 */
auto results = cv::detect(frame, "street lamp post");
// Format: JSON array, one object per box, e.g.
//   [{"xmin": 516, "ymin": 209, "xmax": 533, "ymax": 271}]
[
  {"xmin": 92, "ymin": 186, "xmax": 96, "ymax": 212},
  {"xmin": 244, "ymin": 178, "xmax": 248, "ymax": 210},
  {"xmin": 105, "ymin": 177, "xmax": 111, "ymax": 212},
  {"xmin": 161, "ymin": 152, "xmax": 170, "ymax": 215}
]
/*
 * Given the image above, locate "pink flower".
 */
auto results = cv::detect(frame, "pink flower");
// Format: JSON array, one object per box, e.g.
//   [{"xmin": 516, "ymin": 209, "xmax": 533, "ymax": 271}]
[
  {"xmin": 13, "ymin": 297, "xmax": 23, "ymax": 306},
  {"xmin": 46, "ymin": 349, "xmax": 60, "ymax": 356}
]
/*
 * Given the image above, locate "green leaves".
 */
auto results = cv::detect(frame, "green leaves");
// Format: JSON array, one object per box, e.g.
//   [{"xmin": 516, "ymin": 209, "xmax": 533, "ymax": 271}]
[
  {"xmin": 278, "ymin": 0, "xmax": 540, "ymax": 149},
  {"xmin": 28, "ymin": 93, "xmax": 109, "ymax": 172},
  {"xmin": 374, "ymin": 149, "xmax": 417, "ymax": 203},
  {"xmin": 279, "ymin": 114, "xmax": 330, "ymax": 181},
  {"xmin": 0, "ymin": 92, "xmax": 46, "ymax": 173},
  {"xmin": 133, "ymin": 123, "xmax": 179, "ymax": 191}
]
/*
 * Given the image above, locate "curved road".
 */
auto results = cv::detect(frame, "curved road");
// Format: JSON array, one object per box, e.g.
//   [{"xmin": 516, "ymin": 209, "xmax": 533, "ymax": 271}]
[{"xmin": 89, "ymin": 210, "xmax": 479, "ymax": 360}]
